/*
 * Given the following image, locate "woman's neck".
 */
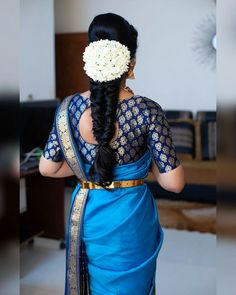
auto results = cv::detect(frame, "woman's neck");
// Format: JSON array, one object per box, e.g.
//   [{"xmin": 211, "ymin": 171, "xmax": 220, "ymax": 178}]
[
  {"xmin": 118, "ymin": 81, "xmax": 134, "ymax": 100},
  {"xmin": 83, "ymin": 81, "xmax": 134, "ymax": 101}
]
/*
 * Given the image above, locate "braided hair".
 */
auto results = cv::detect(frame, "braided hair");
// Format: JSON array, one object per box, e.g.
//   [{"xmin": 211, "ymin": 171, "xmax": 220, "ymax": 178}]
[{"xmin": 87, "ymin": 13, "xmax": 138, "ymax": 188}]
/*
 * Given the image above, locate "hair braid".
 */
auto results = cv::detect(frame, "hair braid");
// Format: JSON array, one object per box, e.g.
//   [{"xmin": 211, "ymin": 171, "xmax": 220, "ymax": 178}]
[
  {"xmin": 88, "ymin": 78, "xmax": 121, "ymax": 188},
  {"xmin": 86, "ymin": 13, "xmax": 138, "ymax": 188},
  {"xmin": 89, "ymin": 82, "xmax": 105, "ymax": 141}
]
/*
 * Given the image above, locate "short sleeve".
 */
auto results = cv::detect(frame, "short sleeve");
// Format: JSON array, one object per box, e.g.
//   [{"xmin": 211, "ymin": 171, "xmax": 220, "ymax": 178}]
[
  {"xmin": 42, "ymin": 107, "xmax": 63, "ymax": 162},
  {"xmin": 147, "ymin": 102, "xmax": 180, "ymax": 173}
]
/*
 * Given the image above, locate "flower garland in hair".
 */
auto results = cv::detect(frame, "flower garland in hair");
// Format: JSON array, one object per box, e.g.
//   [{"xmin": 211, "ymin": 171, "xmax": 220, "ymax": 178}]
[{"xmin": 83, "ymin": 39, "xmax": 131, "ymax": 82}]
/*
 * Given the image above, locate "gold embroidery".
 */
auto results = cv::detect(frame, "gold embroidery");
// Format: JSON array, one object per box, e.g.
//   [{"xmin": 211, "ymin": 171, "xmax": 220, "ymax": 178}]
[
  {"xmin": 132, "ymin": 106, "xmax": 139, "ymax": 116},
  {"xmin": 124, "ymin": 154, "xmax": 130, "ymax": 162},
  {"xmin": 128, "ymin": 99, "xmax": 135, "ymax": 107},
  {"xmin": 68, "ymin": 188, "xmax": 88, "ymax": 295},
  {"xmin": 147, "ymin": 101, "xmax": 156, "ymax": 108},
  {"xmin": 168, "ymin": 157, "xmax": 175, "ymax": 165},
  {"xmin": 49, "ymin": 149, "xmax": 56, "ymax": 156},
  {"xmin": 86, "ymin": 154, "xmax": 92, "ymax": 161},
  {"xmin": 139, "ymin": 102, "xmax": 146, "ymax": 109},
  {"xmin": 57, "ymin": 96, "xmax": 86, "ymax": 180},
  {"xmin": 85, "ymin": 142, "xmax": 93, "ymax": 151},
  {"xmin": 75, "ymin": 111, "xmax": 80, "ymax": 120},
  {"xmin": 118, "ymin": 146, "xmax": 125, "ymax": 156},
  {"xmin": 48, "ymin": 142, "xmax": 53, "ymax": 148},
  {"xmin": 120, "ymin": 136, "xmax": 127, "ymax": 145},
  {"xmin": 118, "ymin": 129, "xmax": 123, "ymax": 137},
  {"xmin": 156, "ymin": 125, "xmax": 162, "ymax": 133},
  {"xmin": 118, "ymin": 115, "xmax": 126, "ymax": 125},
  {"xmin": 150, "ymin": 108, "xmax": 158, "ymax": 115},
  {"xmin": 71, "ymin": 104, "xmax": 76, "ymax": 113},
  {"xmin": 149, "ymin": 123, "xmax": 155, "ymax": 131},
  {"xmin": 130, "ymin": 119, "xmax": 137, "ymax": 128},
  {"xmin": 162, "ymin": 146, "xmax": 170, "ymax": 154},
  {"xmin": 128, "ymin": 131, "xmax": 135, "ymax": 141},
  {"xmin": 121, "ymin": 103, "xmax": 127, "ymax": 112},
  {"xmin": 160, "ymin": 153, "xmax": 167, "ymax": 162},
  {"xmin": 152, "ymin": 132, "xmax": 159, "ymax": 140},
  {"xmin": 81, "ymin": 147, "xmax": 88, "ymax": 155},
  {"xmin": 125, "ymin": 110, "xmax": 132, "ymax": 120},
  {"xmin": 155, "ymin": 142, "xmax": 162, "ymax": 151},
  {"xmin": 143, "ymin": 109, "xmax": 149, "ymax": 117},
  {"xmin": 165, "ymin": 165, "xmax": 172, "ymax": 172},
  {"xmin": 135, "ymin": 127, "xmax": 141, "ymax": 136},
  {"xmin": 115, "ymin": 153, "xmax": 120, "ymax": 162},
  {"xmin": 162, "ymin": 126, "xmax": 168, "ymax": 135},
  {"xmin": 137, "ymin": 115, "xmax": 144, "ymax": 124},
  {"xmin": 160, "ymin": 135, "xmax": 165, "ymax": 143},
  {"xmin": 136, "ymin": 97, "xmax": 142, "ymax": 104},
  {"xmin": 131, "ymin": 140, "xmax": 138, "ymax": 147},
  {"xmin": 110, "ymin": 141, "xmax": 118, "ymax": 150},
  {"xmin": 166, "ymin": 138, "xmax": 171, "ymax": 146},
  {"xmin": 123, "ymin": 123, "xmax": 130, "ymax": 133},
  {"xmin": 157, "ymin": 115, "xmax": 163, "ymax": 124},
  {"xmin": 91, "ymin": 149, "xmax": 96, "ymax": 156}
]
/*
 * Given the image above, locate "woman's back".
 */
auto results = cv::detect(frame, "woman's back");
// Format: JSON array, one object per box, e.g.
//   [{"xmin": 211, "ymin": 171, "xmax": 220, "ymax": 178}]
[
  {"xmin": 43, "ymin": 92, "xmax": 180, "ymax": 173},
  {"xmin": 39, "ymin": 12, "xmax": 186, "ymax": 295}
]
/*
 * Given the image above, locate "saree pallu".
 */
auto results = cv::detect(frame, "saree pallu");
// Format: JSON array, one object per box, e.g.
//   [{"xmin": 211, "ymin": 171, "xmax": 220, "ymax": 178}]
[{"xmin": 57, "ymin": 96, "xmax": 164, "ymax": 295}]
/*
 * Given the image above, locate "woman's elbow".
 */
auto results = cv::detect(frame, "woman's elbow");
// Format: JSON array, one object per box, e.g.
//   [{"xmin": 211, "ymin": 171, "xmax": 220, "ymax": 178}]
[
  {"xmin": 170, "ymin": 181, "xmax": 185, "ymax": 194},
  {"xmin": 158, "ymin": 165, "xmax": 186, "ymax": 193},
  {"xmin": 38, "ymin": 156, "xmax": 57, "ymax": 177},
  {"xmin": 169, "ymin": 175, "xmax": 186, "ymax": 193},
  {"xmin": 161, "ymin": 183, "xmax": 185, "ymax": 194},
  {"xmin": 39, "ymin": 164, "xmax": 49, "ymax": 177}
]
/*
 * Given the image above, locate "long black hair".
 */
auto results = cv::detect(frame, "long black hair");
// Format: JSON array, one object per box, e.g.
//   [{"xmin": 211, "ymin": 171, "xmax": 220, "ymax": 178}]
[{"xmin": 87, "ymin": 13, "xmax": 138, "ymax": 188}]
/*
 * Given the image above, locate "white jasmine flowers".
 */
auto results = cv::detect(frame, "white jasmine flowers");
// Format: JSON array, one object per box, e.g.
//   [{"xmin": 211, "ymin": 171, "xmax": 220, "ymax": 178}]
[{"xmin": 83, "ymin": 39, "xmax": 131, "ymax": 82}]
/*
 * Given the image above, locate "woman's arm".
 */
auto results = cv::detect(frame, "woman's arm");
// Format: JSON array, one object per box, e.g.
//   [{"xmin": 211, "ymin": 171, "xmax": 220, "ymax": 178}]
[
  {"xmin": 39, "ymin": 155, "xmax": 74, "ymax": 178},
  {"xmin": 150, "ymin": 159, "xmax": 185, "ymax": 193}
]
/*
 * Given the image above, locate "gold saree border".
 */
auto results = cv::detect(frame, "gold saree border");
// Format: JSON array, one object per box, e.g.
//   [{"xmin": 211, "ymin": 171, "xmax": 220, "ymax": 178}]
[
  {"xmin": 56, "ymin": 95, "xmax": 87, "ymax": 181},
  {"xmin": 55, "ymin": 95, "xmax": 90, "ymax": 295},
  {"xmin": 67, "ymin": 188, "xmax": 89, "ymax": 295}
]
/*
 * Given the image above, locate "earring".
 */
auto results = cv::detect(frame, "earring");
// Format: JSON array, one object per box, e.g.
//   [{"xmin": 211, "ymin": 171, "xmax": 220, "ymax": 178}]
[{"xmin": 127, "ymin": 69, "xmax": 135, "ymax": 79}]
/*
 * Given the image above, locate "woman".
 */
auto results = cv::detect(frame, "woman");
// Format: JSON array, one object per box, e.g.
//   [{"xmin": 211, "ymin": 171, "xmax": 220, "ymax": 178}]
[{"xmin": 39, "ymin": 13, "xmax": 185, "ymax": 295}]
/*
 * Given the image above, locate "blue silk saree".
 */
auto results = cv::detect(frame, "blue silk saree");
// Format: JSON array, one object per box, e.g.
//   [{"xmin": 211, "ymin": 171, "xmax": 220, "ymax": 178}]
[{"xmin": 56, "ymin": 96, "xmax": 164, "ymax": 295}]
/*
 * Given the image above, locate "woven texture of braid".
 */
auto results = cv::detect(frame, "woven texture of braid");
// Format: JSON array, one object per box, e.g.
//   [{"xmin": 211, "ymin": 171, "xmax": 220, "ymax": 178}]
[{"xmin": 88, "ymin": 78, "xmax": 121, "ymax": 187}]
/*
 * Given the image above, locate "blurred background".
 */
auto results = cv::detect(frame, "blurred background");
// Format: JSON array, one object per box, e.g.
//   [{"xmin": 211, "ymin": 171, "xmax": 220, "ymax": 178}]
[{"xmin": 0, "ymin": 0, "xmax": 235, "ymax": 294}]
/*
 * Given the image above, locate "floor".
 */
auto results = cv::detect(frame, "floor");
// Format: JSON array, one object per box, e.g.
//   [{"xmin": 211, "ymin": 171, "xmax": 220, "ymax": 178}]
[
  {"xmin": 157, "ymin": 199, "xmax": 216, "ymax": 233},
  {"xmin": 20, "ymin": 228, "xmax": 216, "ymax": 295}
]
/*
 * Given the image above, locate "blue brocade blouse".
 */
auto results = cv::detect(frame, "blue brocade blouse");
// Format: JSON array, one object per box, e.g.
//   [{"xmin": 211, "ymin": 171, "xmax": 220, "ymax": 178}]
[{"xmin": 43, "ymin": 93, "xmax": 180, "ymax": 173}]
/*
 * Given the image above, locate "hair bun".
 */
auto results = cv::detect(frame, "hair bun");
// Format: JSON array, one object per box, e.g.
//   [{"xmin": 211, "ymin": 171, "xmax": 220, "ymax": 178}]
[
  {"xmin": 128, "ymin": 25, "xmax": 138, "ymax": 58},
  {"xmin": 129, "ymin": 25, "xmax": 137, "ymax": 37}
]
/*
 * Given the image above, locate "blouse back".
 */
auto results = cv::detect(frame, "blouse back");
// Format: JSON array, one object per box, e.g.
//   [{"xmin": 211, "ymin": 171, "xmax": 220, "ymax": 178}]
[{"xmin": 43, "ymin": 93, "xmax": 180, "ymax": 173}]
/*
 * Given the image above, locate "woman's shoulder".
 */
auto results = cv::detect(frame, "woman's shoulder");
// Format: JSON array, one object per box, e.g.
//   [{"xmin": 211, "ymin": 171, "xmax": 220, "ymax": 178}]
[
  {"xmin": 138, "ymin": 95, "xmax": 162, "ymax": 107},
  {"xmin": 67, "ymin": 91, "xmax": 90, "ymax": 113},
  {"xmin": 65, "ymin": 92, "xmax": 164, "ymax": 115},
  {"xmin": 69, "ymin": 91, "xmax": 90, "ymax": 102},
  {"xmin": 135, "ymin": 95, "xmax": 164, "ymax": 116}
]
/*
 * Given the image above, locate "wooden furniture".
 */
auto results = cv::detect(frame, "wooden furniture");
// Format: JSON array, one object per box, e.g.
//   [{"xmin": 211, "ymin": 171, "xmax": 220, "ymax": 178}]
[
  {"xmin": 147, "ymin": 160, "xmax": 216, "ymax": 186},
  {"xmin": 20, "ymin": 168, "xmax": 65, "ymax": 246},
  {"xmin": 56, "ymin": 32, "xmax": 89, "ymax": 99},
  {"xmin": 147, "ymin": 158, "xmax": 216, "ymax": 232}
]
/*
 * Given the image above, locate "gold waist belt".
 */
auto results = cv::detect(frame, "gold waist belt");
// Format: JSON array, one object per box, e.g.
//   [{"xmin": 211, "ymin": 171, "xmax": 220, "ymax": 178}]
[{"xmin": 80, "ymin": 179, "xmax": 145, "ymax": 189}]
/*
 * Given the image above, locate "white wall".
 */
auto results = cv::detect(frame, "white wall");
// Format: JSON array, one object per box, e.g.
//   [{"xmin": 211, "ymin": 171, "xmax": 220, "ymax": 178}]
[
  {"xmin": 218, "ymin": 0, "xmax": 236, "ymax": 105},
  {"xmin": 0, "ymin": 0, "xmax": 18, "ymax": 95},
  {"xmin": 20, "ymin": 0, "xmax": 55, "ymax": 101},
  {"xmin": 55, "ymin": 0, "xmax": 216, "ymax": 113}
]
